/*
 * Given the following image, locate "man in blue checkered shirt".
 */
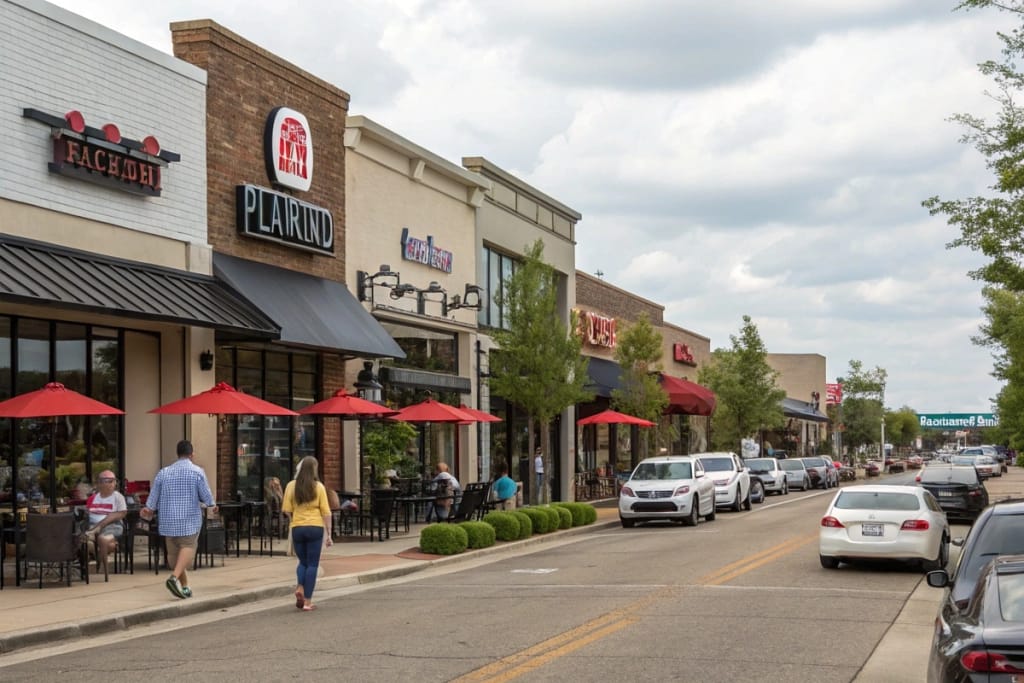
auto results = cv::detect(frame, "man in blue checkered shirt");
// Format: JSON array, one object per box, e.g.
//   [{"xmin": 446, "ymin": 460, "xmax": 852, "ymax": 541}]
[{"xmin": 141, "ymin": 440, "xmax": 217, "ymax": 599}]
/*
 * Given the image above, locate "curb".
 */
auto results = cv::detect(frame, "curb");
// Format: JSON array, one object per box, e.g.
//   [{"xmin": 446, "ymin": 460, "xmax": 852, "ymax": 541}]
[{"xmin": 0, "ymin": 517, "xmax": 619, "ymax": 656}]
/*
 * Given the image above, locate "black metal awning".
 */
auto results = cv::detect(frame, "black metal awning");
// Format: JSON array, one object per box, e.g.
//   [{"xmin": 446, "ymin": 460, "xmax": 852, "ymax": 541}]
[
  {"xmin": 584, "ymin": 356, "xmax": 622, "ymax": 398},
  {"xmin": 0, "ymin": 235, "xmax": 279, "ymax": 337},
  {"xmin": 213, "ymin": 252, "xmax": 405, "ymax": 358},
  {"xmin": 783, "ymin": 397, "xmax": 829, "ymax": 423}
]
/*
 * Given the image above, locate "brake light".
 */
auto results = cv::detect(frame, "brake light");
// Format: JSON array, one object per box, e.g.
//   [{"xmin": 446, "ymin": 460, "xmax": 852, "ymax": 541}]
[
  {"xmin": 620, "ymin": 486, "xmax": 634, "ymax": 497},
  {"xmin": 969, "ymin": 489, "xmax": 982, "ymax": 497},
  {"xmin": 821, "ymin": 516, "xmax": 845, "ymax": 528},
  {"xmin": 900, "ymin": 519, "xmax": 930, "ymax": 531},
  {"xmin": 960, "ymin": 651, "xmax": 1024, "ymax": 673}
]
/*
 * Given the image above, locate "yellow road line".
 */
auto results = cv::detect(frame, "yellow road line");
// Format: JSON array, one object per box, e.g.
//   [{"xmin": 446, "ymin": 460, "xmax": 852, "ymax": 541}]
[{"xmin": 697, "ymin": 532, "xmax": 818, "ymax": 585}]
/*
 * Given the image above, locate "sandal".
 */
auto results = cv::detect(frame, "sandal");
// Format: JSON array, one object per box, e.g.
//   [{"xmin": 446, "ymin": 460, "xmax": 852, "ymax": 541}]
[
  {"xmin": 294, "ymin": 589, "xmax": 304, "ymax": 609},
  {"xmin": 302, "ymin": 604, "xmax": 316, "ymax": 611}
]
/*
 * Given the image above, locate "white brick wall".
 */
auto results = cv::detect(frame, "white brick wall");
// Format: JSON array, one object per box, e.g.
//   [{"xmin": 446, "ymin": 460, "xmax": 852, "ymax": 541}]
[{"xmin": 0, "ymin": 0, "xmax": 208, "ymax": 245}]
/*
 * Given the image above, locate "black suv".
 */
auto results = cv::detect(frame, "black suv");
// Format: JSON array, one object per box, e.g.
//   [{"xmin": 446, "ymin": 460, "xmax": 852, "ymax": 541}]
[
  {"xmin": 927, "ymin": 499, "xmax": 1024, "ymax": 611},
  {"xmin": 916, "ymin": 464, "xmax": 988, "ymax": 522}
]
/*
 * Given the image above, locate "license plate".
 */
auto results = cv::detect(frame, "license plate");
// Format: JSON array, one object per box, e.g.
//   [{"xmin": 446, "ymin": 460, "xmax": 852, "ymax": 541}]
[
  {"xmin": 862, "ymin": 523, "xmax": 883, "ymax": 537},
  {"xmin": 938, "ymin": 491, "xmax": 955, "ymax": 497}
]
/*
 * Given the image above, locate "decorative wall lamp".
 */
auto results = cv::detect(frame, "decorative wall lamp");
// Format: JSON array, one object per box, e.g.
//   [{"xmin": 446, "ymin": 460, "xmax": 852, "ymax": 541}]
[
  {"xmin": 199, "ymin": 349, "xmax": 214, "ymax": 371},
  {"xmin": 356, "ymin": 264, "xmax": 401, "ymax": 304},
  {"xmin": 389, "ymin": 283, "xmax": 417, "ymax": 299},
  {"xmin": 444, "ymin": 283, "xmax": 485, "ymax": 315},
  {"xmin": 416, "ymin": 281, "xmax": 446, "ymax": 314}
]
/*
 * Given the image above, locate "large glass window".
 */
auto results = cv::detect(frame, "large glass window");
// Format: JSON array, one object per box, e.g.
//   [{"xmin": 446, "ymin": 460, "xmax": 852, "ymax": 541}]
[
  {"xmin": 479, "ymin": 246, "xmax": 517, "ymax": 330},
  {"xmin": 380, "ymin": 322, "xmax": 457, "ymax": 374}
]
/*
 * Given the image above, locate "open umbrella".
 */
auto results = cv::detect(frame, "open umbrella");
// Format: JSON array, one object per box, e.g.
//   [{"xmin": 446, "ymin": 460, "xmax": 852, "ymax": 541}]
[
  {"xmin": 298, "ymin": 388, "xmax": 397, "ymax": 419},
  {"xmin": 457, "ymin": 404, "xmax": 503, "ymax": 424},
  {"xmin": 577, "ymin": 409, "xmax": 657, "ymax": 427},
  {"xmin": 390, "ymin": 398, "xmax": 475, "ymax": 424},
  {"xmin": 149, "ymin": 381, "xmax": 298, "ymax": 416},
  {"xmin": 659, "ymin": 374, "xmax": 716, "ymax": 416},
  {"xmin": 0, "ymin": 382, "xmax": 124, "ymax": 512}
]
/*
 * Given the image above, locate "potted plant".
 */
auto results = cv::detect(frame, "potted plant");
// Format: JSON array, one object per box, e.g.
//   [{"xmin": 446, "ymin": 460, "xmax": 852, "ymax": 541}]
[{"xmin": 361, "ymin": 420, "xmax": 418, "ymax": 488}]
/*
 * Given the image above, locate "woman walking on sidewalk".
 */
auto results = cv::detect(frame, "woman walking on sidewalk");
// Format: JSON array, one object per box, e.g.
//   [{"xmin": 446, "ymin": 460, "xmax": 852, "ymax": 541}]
[{"xmin": 283, "ymin": 455, "xmax": 332, "ymax": 611}]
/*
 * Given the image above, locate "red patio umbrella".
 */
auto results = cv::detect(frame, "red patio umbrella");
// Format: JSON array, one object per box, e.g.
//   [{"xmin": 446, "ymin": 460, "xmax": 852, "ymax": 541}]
[
  {"xmin": 298, "ymin": 388, "xmax": 398, "ymax": 419},
  {"xmin": 0, "ymin": 382, "xmax": 124, "ymax": 512},
  {"xmin": 457, "ymin": 404, "xmax": 503, "ymax": 424},
  {"xmin": 659, "ymin": 374, "xmax": 716, "ymax": 416},
  {"xmin": 390, "ymin": 398, "xmax": 475, "ymax": 423},
  {"xmin": 149, "ymin": 381, "xmax": 298, "ymax": 416},
  {"xmin": 577, "ymin": 408, "xmax": 657, "ymax": 427}
]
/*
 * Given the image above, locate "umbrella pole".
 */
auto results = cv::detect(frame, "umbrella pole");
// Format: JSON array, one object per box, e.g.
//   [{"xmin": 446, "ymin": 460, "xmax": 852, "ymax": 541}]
[{"xmin": 48, "ymin": 417, "xmax": 57, "ymax": 513}]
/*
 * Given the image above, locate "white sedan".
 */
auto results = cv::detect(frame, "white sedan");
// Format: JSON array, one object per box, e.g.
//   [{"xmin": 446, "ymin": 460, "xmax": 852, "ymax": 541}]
[
  {"xmin": 818, "ymin": 484, "xmax": 949, "ymax": 571},
  {"xmin": 618, "ymin": 455, "xmax": 716, "ymax": 527}
]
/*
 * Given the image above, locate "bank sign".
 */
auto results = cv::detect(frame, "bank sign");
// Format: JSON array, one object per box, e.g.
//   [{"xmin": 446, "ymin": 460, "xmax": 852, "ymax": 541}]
[{"xmin": 917, "ymin": 413, "xmax": 999, "ymax": 429}]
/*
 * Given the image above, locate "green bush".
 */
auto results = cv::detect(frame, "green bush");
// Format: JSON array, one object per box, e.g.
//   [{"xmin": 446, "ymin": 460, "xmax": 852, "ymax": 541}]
[
  {"xmin": 511, "ymin": 510, "xmax": 533, "ymax": 539},
  {"xmin": 419, "ymin": 523, "xmax": 468, "ymax": 555},
  {"xmin": 458, "ymin": 521, "xmax": 496, "ymax": 549},
  {"xmin": 550, "ymin": 505, "xmax": 572, "ymax": 529},
  {"xmin": 553, "ymin": 502, "xmax": 586, "ymax": 526},
  {"xmin": 581, "ymin": 503, "xmax": 597, "ymax": 525},
  {"xmin": 482, "ymin": 511, "xmax": 521, "ymax": 541},
  {"xmin": 1017, "ymin": 454, "xmax": 1024, "ymax": 468},
  {"xmin": 520, "ymin": 507, "xmax": 554, "ymax": 534},
  {"xmin": 537, "ymin": 506, "xmax": 561, "ymax": 532}
]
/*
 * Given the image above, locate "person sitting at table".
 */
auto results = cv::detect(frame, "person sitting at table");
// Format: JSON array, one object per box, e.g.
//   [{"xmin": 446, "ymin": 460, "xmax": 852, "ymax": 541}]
[
  {"xmin": 426, "ymin": 462, "xmax": 461, "ymax": 522},
  {"xmin": 492, "ymin": 462, "xmax": 517, "ymax": 510},
  {"xmin": 264, "ymin": 476, "xmax": 287, "ymax": 538},
  {"xmin": 84, "ymin": 470, "xmax": 127, "ymax": 569}
]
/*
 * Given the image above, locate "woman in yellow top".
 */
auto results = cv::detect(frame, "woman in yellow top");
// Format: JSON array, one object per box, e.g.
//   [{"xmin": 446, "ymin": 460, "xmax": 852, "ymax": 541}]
[{"xmin": 283, "ymin": 456, "xmax": 333, "ymax": 611}]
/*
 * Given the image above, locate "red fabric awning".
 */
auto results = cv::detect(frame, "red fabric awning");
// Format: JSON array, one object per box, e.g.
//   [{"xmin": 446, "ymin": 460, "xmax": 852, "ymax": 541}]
[{"xmin": 659, "ymin": 374, "xmax": 716, "ymax": 416}]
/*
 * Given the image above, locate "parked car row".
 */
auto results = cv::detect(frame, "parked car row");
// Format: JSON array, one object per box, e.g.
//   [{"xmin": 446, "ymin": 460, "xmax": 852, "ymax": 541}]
[{"xmin": 618, "ymin": 452, "xmax": 846, "ymax": 528}]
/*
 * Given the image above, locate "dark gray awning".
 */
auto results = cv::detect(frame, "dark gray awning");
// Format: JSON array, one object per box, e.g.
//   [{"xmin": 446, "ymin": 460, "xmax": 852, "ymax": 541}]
[
  {"xmin": 783, "ymin": 397, "xmax": 829, "ymax": 423},
  {"xmin": 214, "ymin": 252, "xmax": 405, "ymax": 358},
  {"xmin": 584, "ymin": 356, "xmax": 621, "ymax": 398},
  {"xmin": 0, "ymin": 235, "xmax": 279, "ymax": 337}
]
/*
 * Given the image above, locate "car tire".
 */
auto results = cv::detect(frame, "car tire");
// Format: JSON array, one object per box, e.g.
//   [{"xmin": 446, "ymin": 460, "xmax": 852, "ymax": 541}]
[
  {"xmin": 620, "ymin": 517, "xmax": 635, "ymax": 529},
  {"xmin": 782, "ymin": 481, "xmax": 788, "ymax": 495},
  {"xmin": 684, "ymin": 501, "xmax": 699, "ymax": 527},
  {"xmin": 820, "ymin": 554, "xmax": 840, "ymax": 569},
  {"xmin": 749, "ymin": 479, "xmax": 765, "ymax": 505},
  {"xmin": 921, "ymin": 535, "xmax": 950, "ymax": 571},
  {"xmin": 731, "ymin": 488, "xmax": 743, "ymax": 512},
  {"xmin": 705, "ymin": 497, "xmax": 716, "ymax": 522}
]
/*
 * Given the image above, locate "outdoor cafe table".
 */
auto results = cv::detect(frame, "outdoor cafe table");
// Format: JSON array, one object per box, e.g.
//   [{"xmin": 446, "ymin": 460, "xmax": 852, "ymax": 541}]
[{"xmin": 215, "ymin": 501, "xmax": 272, "ymax": 557}]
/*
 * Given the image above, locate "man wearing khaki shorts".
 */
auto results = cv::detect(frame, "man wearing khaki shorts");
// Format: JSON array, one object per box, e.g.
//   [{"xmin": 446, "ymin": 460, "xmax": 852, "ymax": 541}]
[{"xmin": 141, "ymin": 440, "xmax": 216, "ymax": 599}]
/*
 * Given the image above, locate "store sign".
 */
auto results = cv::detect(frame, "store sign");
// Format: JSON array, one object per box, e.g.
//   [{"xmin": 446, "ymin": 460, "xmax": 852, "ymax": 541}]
[
  {"xmin": 577, "ymin": 310, "xmax": 616, "ymax": 348},
  {"xmin": 236, "ymin": 184, "xmax": 334, "ymax": 254},
  {"xmin": 917, "ymin": 413, "xmax": 998, "ymax": 428},
  {"xmin": 264, "ymin": 107, "xmax": 313, "ymax": 192},
  {"xmin": 24, "ymin": 108, "xmax": 177, "ymax": 197},
  {"xmin": 401, "ymin": 228, "xmax": 453, "ymax": 273},
  {"xmin": 826, "ymin": 383, "xmax": 843, "ymax": 405},
  {"xmin": 673, "ymin": 343, "xmax": 696, "ymax": 366}
]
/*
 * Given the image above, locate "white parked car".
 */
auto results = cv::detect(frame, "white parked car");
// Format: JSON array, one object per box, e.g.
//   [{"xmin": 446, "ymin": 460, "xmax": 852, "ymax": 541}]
[
  {"xmin": 618, "ymin": 455, "xmax": 716, "ymax": 528},
  {"xmin": 779, "ymin": 458, "xmax": 810, "ymax": 490},
  {"xmin": 818, "ymin": 484, "xmax": 950, "ymax": 571},
  {"xmin": 698, "ymin": 452, "xmax": 752, "ymax": 512},
  {"xmin": 744, "ymin": 457, "xmax": 788, "ymax": 495}
]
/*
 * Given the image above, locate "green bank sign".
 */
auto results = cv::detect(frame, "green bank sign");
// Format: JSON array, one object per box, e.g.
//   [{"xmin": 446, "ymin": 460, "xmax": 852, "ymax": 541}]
[{"xmin": 917, "ymin": 413, "xmax": 998, "ymax": 428}]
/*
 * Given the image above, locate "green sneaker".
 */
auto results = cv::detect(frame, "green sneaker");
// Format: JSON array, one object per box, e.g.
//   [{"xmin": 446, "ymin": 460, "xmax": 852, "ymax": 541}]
[
  {"xmin": 165, "ymin": 575, "xmax": 186, "ymax": 599},
  {"xmin": 181, "ymin": 586, "xmax": 192, "ymax": 598}
]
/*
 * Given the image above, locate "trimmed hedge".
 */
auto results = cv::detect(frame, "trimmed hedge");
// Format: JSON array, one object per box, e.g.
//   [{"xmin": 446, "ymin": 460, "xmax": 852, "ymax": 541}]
[
  {"xmin": 458, "ymin": 521, "xmax": 496, "ymax": 549},
  {"xmin": 419, "ymin": 523, "xmax": 468, "ymax": 555},
  {"xmin": 520, "ymin": 507, "xmax": 555, "ymax": 534},
  {"xmin": 482, "ymin": 511, "xmax": 521, "ymax": 541},
  {"xmin": 552, "ymin": 502, "xmax": 586, "ymax": 526},
  {"xmin": 551, "ymin": 505, "xmax": 572, "ymax": 529},
  {"xmin": 511, "ymin": 510, "xmax": 533, "ymax": 539},
  {"xmin": 582, "ymin": 503, "xmax": 597, "ymax": 525}
]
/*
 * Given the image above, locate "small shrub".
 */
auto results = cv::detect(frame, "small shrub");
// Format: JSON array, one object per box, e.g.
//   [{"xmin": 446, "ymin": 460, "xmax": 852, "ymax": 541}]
[
  {"xmin": 458, "ymin": 521, "xmax": 496, "ymax": 549},
  {"xmin": 553, "ymin": 502, "xmax": 586, "ymax": 526},
  {"xmin": 1017, "ymin": 454, "xmax": 1024, "ymax": 468},
  {"xmin": 483, "ymin": 511, "xmax": 521, "ymax": 541},
  {"xmin": 520, "ymin": 507, "xmax": 553, "ymax": 533},
  {"xmin": 419, "ymin": 523, "xmax": 468, "ymax": 555},
  {"xmin": 537, "ymin": 506, "xmax": 561, "ymax": 532},
  {"xmin": 511, "ymin": 510, "xmax": 533, "ymax": 539},
  {"xmin": 581, "ymin": 503, "xmax": 597, "ymax": 524},
  {"xmin": 552, "ymin": 505, "xmax": 572, "ymax": 529}
]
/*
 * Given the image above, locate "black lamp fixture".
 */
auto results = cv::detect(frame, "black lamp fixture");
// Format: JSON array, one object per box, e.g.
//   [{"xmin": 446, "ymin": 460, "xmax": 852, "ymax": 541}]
[
  {"xmin": 356, "ymin": 264, "xmax": 400, "ymax": 304},
  {"xmin": 445, "ymin": 283, "xmax": 485, "ymax": 315},
  {"xmin": 416, "ymin": 281, "xmax": 446, "ymax": 315},
  {"xmin": 354, "ymin": 360, "xmax": 382, "ymax": 404},
  {"xmin": 389, "ymin": 282, "xmax": 417, "ymax": 299},
  {"xmin": 199, "ymin": 349, "xmax": 214, "ymax": 371}
]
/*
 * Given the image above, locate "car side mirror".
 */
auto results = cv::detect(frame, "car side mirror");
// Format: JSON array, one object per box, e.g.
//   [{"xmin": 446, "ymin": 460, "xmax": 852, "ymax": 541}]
[
  {"xmin": 952, "ymin": 537, "xmax": 965, "ymax": 547},
  {"xmin": 926, "ymin": 570, "xmax": 949, "ymax": 588}
]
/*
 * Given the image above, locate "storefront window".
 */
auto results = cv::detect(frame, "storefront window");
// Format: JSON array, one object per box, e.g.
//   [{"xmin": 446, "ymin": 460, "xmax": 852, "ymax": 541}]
[
  {"xmin": 479, "ymin": 246, "xmax": 517, "ymax": 330},
  {"xmin": 382, "ymin": 322, "xmax": 457, "ymax": 374}
]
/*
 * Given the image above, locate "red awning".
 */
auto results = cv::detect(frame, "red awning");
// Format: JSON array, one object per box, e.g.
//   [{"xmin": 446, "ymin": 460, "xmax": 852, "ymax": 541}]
[{"xmin": 659, "ymin": 374, "xmax": 716, "ymax": 416}]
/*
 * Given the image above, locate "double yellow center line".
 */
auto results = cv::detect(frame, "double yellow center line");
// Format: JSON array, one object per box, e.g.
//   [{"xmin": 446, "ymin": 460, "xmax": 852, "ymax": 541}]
[{"xmin": 454, "ymin": 531, "xmax": 818, "ymax": 683}]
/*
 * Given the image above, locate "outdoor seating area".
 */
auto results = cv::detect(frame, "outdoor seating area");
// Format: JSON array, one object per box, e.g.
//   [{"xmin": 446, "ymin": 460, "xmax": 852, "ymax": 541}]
[{"xmin": 573, "ymin": 472, "xmax": 619, "ymax": 501}]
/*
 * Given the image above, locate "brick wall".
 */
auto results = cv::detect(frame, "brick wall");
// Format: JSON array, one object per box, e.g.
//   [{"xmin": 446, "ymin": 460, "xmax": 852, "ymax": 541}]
[{"xmin": 575, "ymin": 272, "xmax": 663, "ymax": 324}]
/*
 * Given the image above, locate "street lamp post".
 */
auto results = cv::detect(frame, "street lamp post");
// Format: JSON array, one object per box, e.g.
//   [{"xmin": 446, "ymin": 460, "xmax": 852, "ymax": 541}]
[
  {"xmin": 354, "ymin": 361, "xmax": 383, "ymax": 492},
  {"xmin": 881, "ymin": 416, "xmax": 886, "ymax": 466}
]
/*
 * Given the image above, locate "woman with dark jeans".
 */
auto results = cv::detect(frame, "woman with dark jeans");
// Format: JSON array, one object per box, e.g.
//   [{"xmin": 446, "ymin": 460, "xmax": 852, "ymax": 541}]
[{"xmin": 282, "ymin": 456, "xmax": 332, "ymax": 611}]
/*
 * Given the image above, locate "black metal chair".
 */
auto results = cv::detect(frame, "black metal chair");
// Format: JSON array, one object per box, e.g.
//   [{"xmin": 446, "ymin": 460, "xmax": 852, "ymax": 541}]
[
  {"xmin": 22, "ymin": 512, "xmax": 89, "ymax": 588},
  {"xmin": 447, "ymin": 484, "xmax": 488, "ymax": 524},
  {"xmin": 135, "ymin": 514, "xmax": 165, "ymax": 574},
  {"xmin": 359, "ymin": 489, "xmax": 398, "ymax": 542}
]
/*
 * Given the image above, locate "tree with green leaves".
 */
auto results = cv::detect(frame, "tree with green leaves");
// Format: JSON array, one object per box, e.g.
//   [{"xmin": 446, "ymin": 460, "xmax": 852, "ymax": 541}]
[
  {"xmin": 611, "ymin": 311, "xmax": 670, "ymax": 468},
  {"xmin": 698, "ymin": 316, "xmax": 785, "ymax": 452},
  {"xmin": 837, "ymin": 360, "xmax": 888, "ymax": 458},
  {"xmin": 884, "ymin": 406, "xmax": 921, "ymax": 455},
  {"xmin": 487, "ymin": 239, "xmax": 593, "ymax": 503},
  {"xmin": 922, "ymin": 0, "xmax": 1023, "ymax": 447}
]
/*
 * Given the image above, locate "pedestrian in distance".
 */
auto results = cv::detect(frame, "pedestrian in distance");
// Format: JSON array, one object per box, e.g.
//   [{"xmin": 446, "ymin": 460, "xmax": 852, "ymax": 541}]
[
  {"xmin": 534, "ymin": 447, "xmax": 545, "ymax": 503},
  {"xmin": 426, "ymin": 462, "xmax": 460, "ymax": 522},
  {"xmin": 282, "ymin": 455, "xmax": 333, "ymax": 611},
  {"xmin": 140, "ymin": 439, "xmax": 216, "ymax": 600}
]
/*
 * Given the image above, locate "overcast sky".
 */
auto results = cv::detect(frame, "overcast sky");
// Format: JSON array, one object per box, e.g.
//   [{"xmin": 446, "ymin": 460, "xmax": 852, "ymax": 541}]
[{"xmin": 45, "ymin": 0, "xmax": 1011, "ymax": 414}]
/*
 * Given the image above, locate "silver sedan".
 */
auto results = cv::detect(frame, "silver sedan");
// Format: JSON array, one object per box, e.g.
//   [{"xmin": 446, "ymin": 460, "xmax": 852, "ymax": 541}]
[{"xmin": 778, "ymin": 458, "xmax": 810, "ymax": 491}]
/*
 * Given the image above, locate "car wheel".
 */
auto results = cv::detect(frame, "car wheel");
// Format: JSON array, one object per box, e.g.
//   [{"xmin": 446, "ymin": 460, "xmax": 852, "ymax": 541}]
[
  {"xmin": 820, "ymin": 554, "xmax": 840, "ymax": 569},
  {"xmin": 921, "ymin": 535, "xmax": 950, "ymax": 571},
  {"xmin": 749, "ymin": 480, "xmax": 764, "ymax": 505},
  {"xmin": 684, "ymin": 500, "xmax": 699, "ymax": 527},
  {"xmin": 704, "ymin": 496, "xmax": 716, "ymax": 521},
  {"xmin": 620, "ymin": 517, "xmax": 635, "ymax": 529},
  {"xmin": 731, "ymin": 488, "xmax": 743, "ymax": 512},
  {"xmin": 783, "ymin": 481, "xmax": 789, "ymax": 495}
]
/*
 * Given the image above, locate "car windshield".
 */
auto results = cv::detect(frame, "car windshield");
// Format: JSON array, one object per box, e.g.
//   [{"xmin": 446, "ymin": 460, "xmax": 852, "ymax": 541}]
[
  {"xmin": 779, "ymin": 460, "xmax": 804, "ymax": 471},
  {"xmin": 921, "ymin": 467, "xmax": 978, "ymax": 484},
  {"xmin": 960, "ymin": 516, "xmax": 1024, "ymax": 597},
  {"xmin": 802, "ymin": 458, "xmax": 826, "ymax": 468},
  {"xmin": 834, "ymin": 491, "xmax": 921, "ymax": 511},
  {"xmin": 999, "ymin": 573, "xmax": 1024, "ymax": 621},
  {"xmin": 745, "ymin": 458, "xmax": 773, "ymax": 472},
  {"xmin": 631, "ymin": 462, "xmax": 692, "ymax": 481},
  {"xmin": 698, "ymin": 457, "xmax": 734, "ymax": 472},
  {"xmin": 961, "ymin": 449, "xmax": 983, "ymax": 456}
]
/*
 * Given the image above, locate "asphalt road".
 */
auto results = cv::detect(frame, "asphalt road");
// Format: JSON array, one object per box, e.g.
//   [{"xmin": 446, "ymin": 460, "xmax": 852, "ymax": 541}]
[{"xmin": 0, "ymin": 480, "xmax": 946, "ymax": 682}]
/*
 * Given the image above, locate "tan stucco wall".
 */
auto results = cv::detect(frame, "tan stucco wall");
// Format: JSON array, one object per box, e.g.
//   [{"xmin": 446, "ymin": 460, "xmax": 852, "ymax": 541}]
[{"xmin": 767, "ymin": 353, "xmax": 827, "ymax": 405}]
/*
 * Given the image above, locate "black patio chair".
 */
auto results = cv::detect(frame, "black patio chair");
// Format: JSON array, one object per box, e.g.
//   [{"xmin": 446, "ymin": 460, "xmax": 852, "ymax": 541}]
[
  {"xmin": 447, "ymin": 484, "xmax": 488, "ymax": 524},
  {"xmin": 22, "ymin": 511, "xmax": 89, "ymax": 588},
  {"xmin": 359, "ymin": 489, "xmax": 398, "ymax": 542}
]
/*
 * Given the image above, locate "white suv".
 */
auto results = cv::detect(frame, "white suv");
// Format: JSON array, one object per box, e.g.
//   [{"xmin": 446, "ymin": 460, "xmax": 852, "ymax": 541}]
[
  {"xmin": 698, "ymin": 452, "xmax": 752, "ymax": 511},
  {"xmin": 618, "ymin": 455, "xmax": 716, "ymax": 528}
]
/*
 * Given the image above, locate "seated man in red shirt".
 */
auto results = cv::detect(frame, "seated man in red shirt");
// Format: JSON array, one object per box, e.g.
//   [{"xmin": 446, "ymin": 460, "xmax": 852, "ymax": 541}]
[{"xmin": 85, "ymin": 470, "xmax": 127, "ymax": 569}]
